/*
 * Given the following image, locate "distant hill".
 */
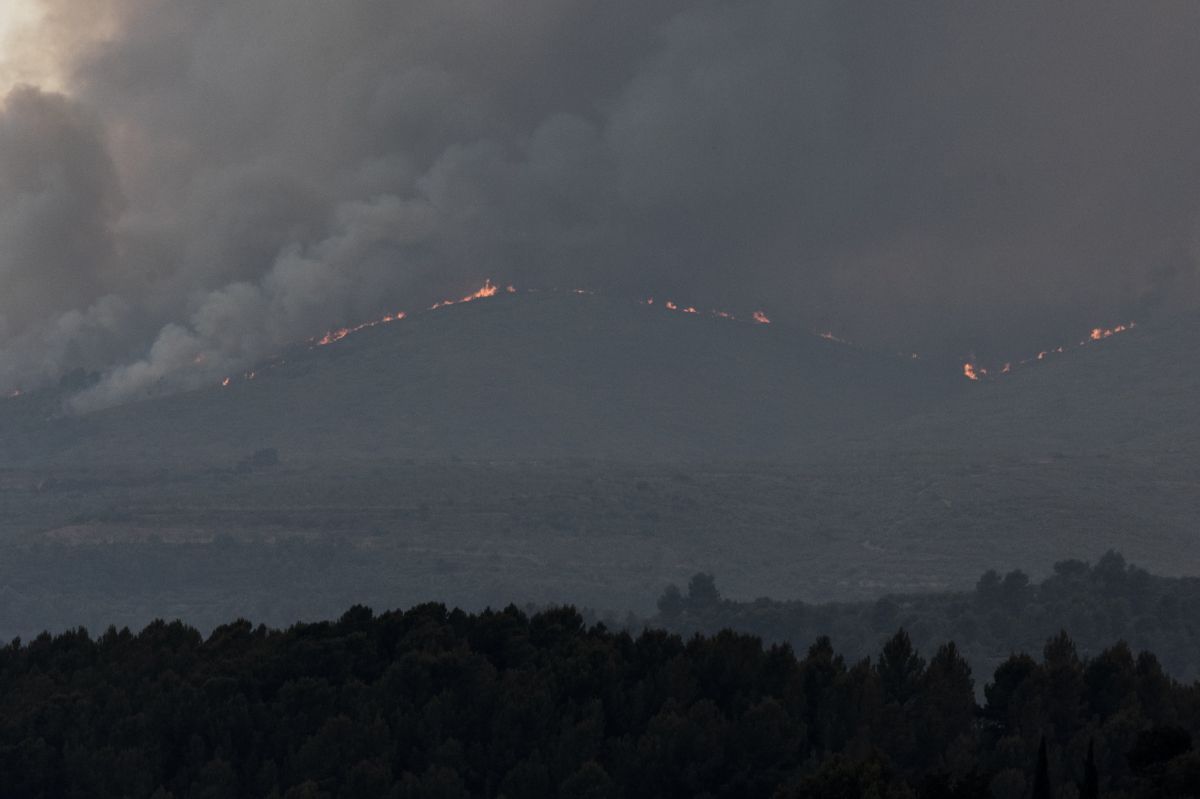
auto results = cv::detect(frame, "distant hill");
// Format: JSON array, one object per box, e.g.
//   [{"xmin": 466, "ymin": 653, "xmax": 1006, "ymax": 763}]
[
  {"xmin": 649, "ymin": 551, "xmax": 1200, "ymax": 685},
  {"xmin": 0, "ymin": 292, "xmax": 959, "ymax": 466}
]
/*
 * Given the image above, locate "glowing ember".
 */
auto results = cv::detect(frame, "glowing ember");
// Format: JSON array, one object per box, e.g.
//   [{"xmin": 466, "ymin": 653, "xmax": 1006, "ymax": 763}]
[
  {"xmin": 1089, "ymin": 323, "xmax": 1132, "ymax": 341},
  {"xmin": 963, "ymin": 363, "xmax": 980, "ymax": 381},
  {"xmin": 650, "ymin": 297, "xmax": 763, "ymax": 324},
  {"xmin": 221, "ymin": 377, "xmax": 231, "ymax": 387},
  {"xmin": 506, "ymin": 285, "xmax": 517, "ymax": 294}
]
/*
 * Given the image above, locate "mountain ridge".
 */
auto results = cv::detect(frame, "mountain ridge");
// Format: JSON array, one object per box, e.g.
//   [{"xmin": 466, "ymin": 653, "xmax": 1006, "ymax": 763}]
[{"xmin": 0, "ymin": 291, "xmax": 959, "ymax": 466}]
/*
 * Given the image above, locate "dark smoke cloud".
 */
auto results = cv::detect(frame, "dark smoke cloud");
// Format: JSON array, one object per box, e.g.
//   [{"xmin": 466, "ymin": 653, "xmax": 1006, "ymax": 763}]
[{"xmin": 0, "ymin": 1, "xmax": 1197, "ymax": 407}]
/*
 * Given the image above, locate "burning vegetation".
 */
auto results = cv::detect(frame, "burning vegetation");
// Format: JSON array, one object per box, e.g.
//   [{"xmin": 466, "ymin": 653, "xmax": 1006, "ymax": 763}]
[
  {"xmin": 209, "ymin": 281, "xmax": 788, "ymax": 390},
  {"xmin": 429, "ymin": 279, "xmax": 500, "ymax": 310},
  {"xmin": 200, "ymin": 277, "xmax": 1140, "ymax": 394},
  {"xmin": 313, "ymin": 312, "xmax": 406, "ymax": 347}
]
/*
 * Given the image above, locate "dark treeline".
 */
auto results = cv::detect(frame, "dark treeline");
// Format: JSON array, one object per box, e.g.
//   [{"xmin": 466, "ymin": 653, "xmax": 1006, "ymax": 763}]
[
  {"xmin": 652, "ymin": 552, "xmax": 1200, "ymax": 684},
  {"xmin": 0, "ymin": 605, "xmax": 1198, "ymax": 798}
]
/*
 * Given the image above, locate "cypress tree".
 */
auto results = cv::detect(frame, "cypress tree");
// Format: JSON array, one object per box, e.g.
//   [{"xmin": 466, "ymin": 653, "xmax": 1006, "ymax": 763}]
[
  {"xmin": 1032, "ymin": 736, "xmax": 1052, "ymax": 799},
  {"xmin": 1079, "ymin": 739, "xmax": 1098, "ymax": 799}
]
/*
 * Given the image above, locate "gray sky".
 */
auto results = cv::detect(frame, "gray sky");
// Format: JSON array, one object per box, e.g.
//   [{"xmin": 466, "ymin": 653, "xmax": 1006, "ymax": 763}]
[{"xmin": 0, "ymin": 1, "xmax": 1197, "ymax": 406}]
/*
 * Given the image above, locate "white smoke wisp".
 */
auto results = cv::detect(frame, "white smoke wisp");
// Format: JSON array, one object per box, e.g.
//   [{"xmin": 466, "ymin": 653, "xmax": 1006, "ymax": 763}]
[{"xmin": 69, "ymin": 193, "xmax": 442, "ymax": 411}]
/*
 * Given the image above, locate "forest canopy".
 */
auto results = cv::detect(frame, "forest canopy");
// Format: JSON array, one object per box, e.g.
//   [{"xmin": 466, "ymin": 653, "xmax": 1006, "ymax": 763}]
[{"xmin": 0, "ymin": 601, "xmax": 1196, "ymax": 798}]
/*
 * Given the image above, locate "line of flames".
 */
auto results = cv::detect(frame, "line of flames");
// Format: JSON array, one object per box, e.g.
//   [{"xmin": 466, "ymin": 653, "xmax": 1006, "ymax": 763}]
[
  {"xmin": 212, "ymin": 282, "xmax": 777, "ymax": 389},
  {"xmin": 642, "ymin": 296, "xmax": 771, "ymax": 326},
  {"xmin": 963, "ymin": 322, "xmax": 1136, "ymax": 381},
  {"xmin": 313, "ymin": 311, "xmax": 407, "ymax": 347},
  {"xmin": 0, "ymin": 280, "xmax": 1140, "ymax": 398}
]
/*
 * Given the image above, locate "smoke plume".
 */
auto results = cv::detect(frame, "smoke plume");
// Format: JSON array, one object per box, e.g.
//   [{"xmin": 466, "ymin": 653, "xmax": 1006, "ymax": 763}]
[{"xmin": 0, "ymin": 1, "xmax": 1197, "ymax": 408}]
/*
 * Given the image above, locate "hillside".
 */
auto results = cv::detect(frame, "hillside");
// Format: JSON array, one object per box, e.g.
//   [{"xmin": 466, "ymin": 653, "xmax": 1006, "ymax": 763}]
[
  {"xmin": 0, "ymin": 298, "xmax": 1196, "ymax": 622},
  {"xmin": 885, "ymin": 310, "xmax": 1200, "ymax": 458},
  {"xmin": 0, "ymin": 291, "xmax": 958, "ymax": 467},
  {"xmin": 4, "ymin": 293, "xmax": 1193, "ymax": 470}
]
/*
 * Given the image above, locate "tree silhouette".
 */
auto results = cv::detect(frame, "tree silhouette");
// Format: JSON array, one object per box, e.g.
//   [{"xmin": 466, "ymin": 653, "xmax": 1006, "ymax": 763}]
[
  {"xmin": 686, "ymin": 572, "xmax": 721, "ymax": 608},
  {"xmin": 878, "ymin": 628, "xmax": 925, "ymax": 705}
]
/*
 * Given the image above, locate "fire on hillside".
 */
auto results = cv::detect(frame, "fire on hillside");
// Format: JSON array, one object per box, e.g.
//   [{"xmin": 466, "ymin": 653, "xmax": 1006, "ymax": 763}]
[{"xmin": 962, "ymin": 323, "xmax": 1136, "ymax": 381}]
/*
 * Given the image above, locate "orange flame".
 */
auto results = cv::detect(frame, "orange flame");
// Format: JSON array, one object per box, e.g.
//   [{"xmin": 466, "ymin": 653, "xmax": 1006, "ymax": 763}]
[
  {"xmin": 963, "ymin": 363, "xmax": 980, "ymax": 381},
  {"xmin": 313, "ymin": 279, "xmax": 505, "ymax": 349},
  {"xmin": 665, "ymin": 301, "xmax": 678, "ymax": 311},
  {"xmin": 471, "ymin": 280, "xmax": 499, "ymax": 299},
  {"xmin": 313, "ymin": 311, "xmax": 407, "ymax": 347},
  {"xmin": 752, "ymin": 310, "xmax": 771, "ymax": 325},
  {"xmin": 221, "ymin": 377, "xmax": 231, "ymax": 387},
  {"xmin": 430, "ymin": 279, "xmax": 499, "ymax": 310}
]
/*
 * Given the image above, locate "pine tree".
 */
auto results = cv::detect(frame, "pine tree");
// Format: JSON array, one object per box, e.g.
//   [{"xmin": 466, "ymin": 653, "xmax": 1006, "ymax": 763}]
[
  {"xmin": 1078, "ymin": 739, "xmax": 1098, "ymax": 799},
  {"xmin": 1032, "ymin": 736, "xmax": 1052, "ymax": 799}
]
